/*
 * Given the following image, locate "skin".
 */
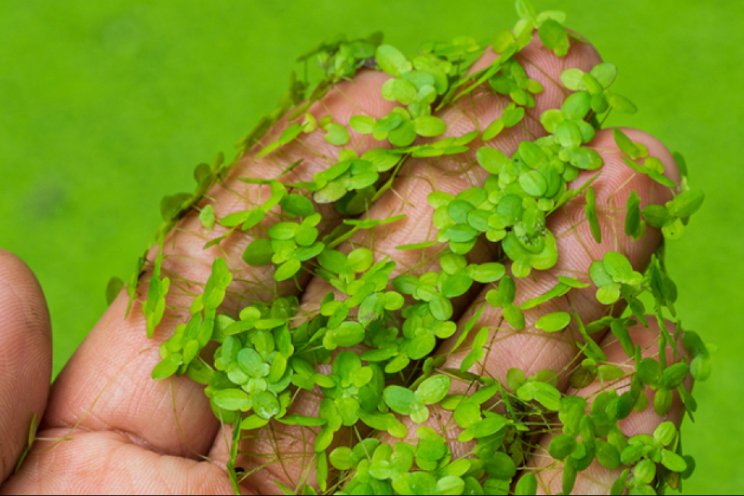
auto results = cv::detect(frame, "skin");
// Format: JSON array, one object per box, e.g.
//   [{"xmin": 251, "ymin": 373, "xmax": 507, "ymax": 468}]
[{"xmin": 0, "ymin": 35, "xmax": 684, "ymax": 495}]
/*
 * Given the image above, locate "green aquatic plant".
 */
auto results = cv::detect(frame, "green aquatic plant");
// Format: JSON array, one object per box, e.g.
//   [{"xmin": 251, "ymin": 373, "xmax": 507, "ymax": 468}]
[{"xmin": 115, "ymin": 1, "xmax": 707, "ymax": 493}]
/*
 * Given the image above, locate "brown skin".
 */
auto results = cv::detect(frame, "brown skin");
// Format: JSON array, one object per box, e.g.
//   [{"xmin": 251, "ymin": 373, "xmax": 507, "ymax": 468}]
[{"xmin": 0, "ymin": 36, "xmax": 682, "ymax": 494}]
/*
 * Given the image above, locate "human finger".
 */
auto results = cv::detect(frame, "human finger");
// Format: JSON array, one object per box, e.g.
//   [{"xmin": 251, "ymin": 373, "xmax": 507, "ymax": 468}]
[
  {"xmin": 438, "ymin": 128, "xmax": 679, "ymax": 392},
  {"xmin": 371, "ymin": 128, "xmax": 680, "ymax": 468},
  {"xmin": 0, "ymin": 250, "xmax": 52, "ymax": 482},
  {"xmin": 530, "ymin": 323, "xmax": 687, "ymax": 495},
  {"xmin": 42, "ymin": 69, "xmax": 395, "ymax": 459},
  {"xmin": 1, "ymin": 429, "xmax": 233, "ymax": 494},
  {"xmin": 227, "ymin": 37, "xmax": 602, "ymax": 493}
]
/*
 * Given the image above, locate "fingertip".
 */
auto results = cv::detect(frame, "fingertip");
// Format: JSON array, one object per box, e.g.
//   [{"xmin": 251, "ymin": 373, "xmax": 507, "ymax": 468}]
[
  {"xmin": 0, "ymin": 249, "xmax": 52, "ymax": 350},
  {"xmin": 0, "ymin": 249, "xmax": 52, "ymax": 480},
  {"xmin": 522, "ymin": 33, "xmax": 602, "ymax": 80}
]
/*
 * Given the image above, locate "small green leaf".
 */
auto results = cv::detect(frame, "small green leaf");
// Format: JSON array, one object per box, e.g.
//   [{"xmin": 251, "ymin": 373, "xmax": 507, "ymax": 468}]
[
  {"xmin": 243, "ymin": 239, "xmax": 273, "ymax": 266},
  {"xmin": 350, "ymin": 115, "xmax": 376, "ymax": 134},
  {"xmin": 654, "ymin": 421, "xmax": 677, "ymax": 447},
  {"xmin": 329, "ymin": 447, "xmax": 355, "ymax": 471},
  {"xmin": 347, "ymin": 247, "xmax": 374, "ymax": 273},
  {"xmin": 642, "ymin": 204, "xmax": 670, "ymax": 228},
  {"xmin": 280, "ymin": 194, "xmax": 315, "ymax": 217},
  {"xmin": 519, "ymin": 170, "xmax": 547, "ymax": 197},
  {"xmin": 414, "ymin": 115, "xmax": 447, "ymax": 137},
  {"xmin": 540, "ymin": 109, "xmax": 565, "ymax": 133},
  {"xmin": 502, "ymin": 104, "xmax": 526, "ymax": 127},
  {"xmin": 384, "ymin": 385, "xmax": 417, "ymax": 415},
  {"xmin": 460, "ymin": 327, "xmax": 489, "ymax": 371},
  {"xmin": 199, "ymin": 205, "xmax": 215, "ymax": 230},
  {"xmin": 160, "ymin": 192, "xmax": 192, "ymax": 222},
  {"xmin": 462, "ymin": 414, "xmax": 508, "ymax": 440},
  {"xmin": 548, "ymin": 434, "xmax": 576, "ymax": 460},
  {"xmin": 503, "ymin": 303, "xmax": 525, "ymax": 330},
  {"xmin": 613, "ymin": 128, "xmax": 641, "ymax": 159},
  {"xmin": 603, "ymin": 251, "xmax": 636, "ymax": 284},
  {"xmin": 376, "ymin": 44, "xmax": 412, "ymax": 77},
  {"xmin": 415, "ymin": 375, "xmax": 451, "ymax": 405},
  {"xmin": 517, "ymin": 381, "xmax": 561, "ymax": 411},
  {"xmin": 274, "ymin": 258, "xmax": 301, "ymax": 281},
  {"xmin": 278, "ymin": 415, "xmax": 327, "ymax": 427},
  {"xmin": 590, "ymin": 63, "xmax": 617, "ymax": 88},
  {"xmin": 212, "ymin": 388, "xmax": 250, "ymax": 411},
  {"xmin": 252, "ymin": 390, "xmax": 280, "ymax": 419},
  {"xmin": 324, "ymin": 321, "xmax": 365, "ymax": 349},
  {"xmin": 661, "ymin": 449, "xmax": 688, "ymax": 473},
  {"xmin": 560, "ymin": 68, "xmax": 584, "ymax": 90},
  {"xmin": 313, "ymin": 181, "xmax": 348, "ymax": 203},
  {"xmin": 621, "ymin": 445, "xmax": 644, "ymax": 466},
  {"xmin": 559, "ymin": 276, "xmax": 590, "ymax": 288},
  {"xmin": 453, "ymin": 401, "xmax": 481, "ymax": 429},
  {"xmin": 607, "ymin": 92, "xmax": 637, "ymax": 113},
  {"xmin": 483, "ymin": 451, "xmax": 517, "ymax": 480},
  {"xmin": 538, "ymin": 19, "xmax": 569, "ymax": 57},
  {"xmin": 105, "ymin": 276, "xmax": 124, "ymax": 305},
  {"xmin": 535, "ymin": 311, "xmax": 571, "ymax": 332},
  {"xmin": 388, "ymin": 120, "xmax": 417, "ymax": 146},
  {"xmin": 595, "ymin": 441, "xmax": 621, "ymax": 469},
  {"xmin": 519, "ymin": 282, "xmax": 571, "ymax": 310},
  {"xmin": 585, "ymin": 186, "xmax": 602, "ymax": 243},
  {"xmin": 436, "ymin": 475, "xmax": 465, "ymax": 495},
  {"xmin": 441, "ymin": 272, "xmax": 473, "ymax": 298},
  {"xmin": 396, "ymin": 241, "xmax": 439, "ymax": 251},
  {"xmin": 469, "ymin": 262, "xmax": 506, "ymax": 283},
  {"xmin": 482, "ymin": 117, "xmax": 505, "ymax": 141},
  {"xmin": 151, "ymin": 355, "xmax": 180, "ymax": 380},
  {"xmin": 258, "ymin": 122, "xmax": 303, "ymax": 157},
  {"xmin": 323, "ymin": 122, "xmax": 350, "ymax": 146},
  {"xmin": 660, "ymin": 362, "xmax": 690, "ymax": 388},
  {"xmin": 654, "ymin": 387, "xmax": 673, "ymax": 415},
  {"xmin": 634, "ymin": 459, "xmax": 656, "ymax": 484},
  {"xmin": 625, "ymin": 191, "xmax": 643, "ymax": 239},
  {"xmin": 447, "ymin": 200, "xmax": 473, "ymax": 224},
  {"xmin": 596, "ymin": 284, "xmax": 620, "ymax": 305},
  {"xmin": 562, "ymin": 459, "xmax": 577, "ymax": 494},
  {"xmin": 476, "ymin": 147, "xmax": 511, "ymax": 175},
  {"xmin": 144, "ymin": 275, "xmax": 170, "ymax": 338},
  {"xmin": 597, "ymin": 364, "xmax": 625, "ymax": 381},
  {"xmin": 690, "ymin": 354, "xmax": 711, "ymax": 381},
  {"xmin": 359, "ymin": 411, "xmax": 408, "ymax": 438},
  {"xmin": 555, "ymin": 120, "xmax": 583, "ymax": 148},
  {"xmin": 492, "ymin": 30, "xmax": 516, "ymax": 52},
  {"xmin": 382, "ymin": 78, "xmax": 418, "ymax": 104},
  {"xmin": 562, "ymin": 92, "xmax": 591, "ymax": 120},
  {"xmin": 240, "ymin": 415, "xmax": 269, "ymax": 430},
  {"xmin": 563, "ymin": 146, "xmax": 603, "ymax": 170},
  {"xmin": 429, "ymin": 295, "xmax": 453, "ymax": 321},
  {"xmin": 218, "ymin": 208, "xmax": 261, "ymax": 230},
  {"xmin": 514, "ymin": 472, "xmax": 537, "ymax": 495},
  {"xmin": 667, "ymin": 189, "xmax": 704, "ymax": 218}
]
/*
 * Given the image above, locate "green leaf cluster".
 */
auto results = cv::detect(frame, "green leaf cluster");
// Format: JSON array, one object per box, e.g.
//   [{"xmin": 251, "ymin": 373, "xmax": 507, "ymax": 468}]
[{"xmin": 137, "ymin": 2, "xmax": 706, "ymax": 494}]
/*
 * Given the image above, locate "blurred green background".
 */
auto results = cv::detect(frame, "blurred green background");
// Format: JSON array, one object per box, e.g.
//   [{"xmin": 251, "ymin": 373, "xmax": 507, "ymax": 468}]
[{"xmin": 0, "ymin": 0, "xmax": 741, "ymax": 493}]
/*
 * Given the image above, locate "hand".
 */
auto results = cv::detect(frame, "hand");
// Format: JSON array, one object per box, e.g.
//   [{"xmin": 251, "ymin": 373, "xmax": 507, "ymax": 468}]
[{"xmin": 0, "ymin": 34, "xmax": 684, "ymax": 495}]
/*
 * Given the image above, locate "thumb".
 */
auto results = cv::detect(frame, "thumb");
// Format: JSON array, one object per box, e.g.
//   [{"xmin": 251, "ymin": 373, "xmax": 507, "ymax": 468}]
[{"xmin": 0, "ymin": 250, "xmax": 51, "ymax": 482}]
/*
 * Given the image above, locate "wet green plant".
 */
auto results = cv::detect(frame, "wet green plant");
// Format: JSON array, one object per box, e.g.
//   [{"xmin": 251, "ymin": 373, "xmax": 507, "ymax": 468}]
[{"xmin": 114, "ymin": 1, "xmax": 708, "ymax": 494}]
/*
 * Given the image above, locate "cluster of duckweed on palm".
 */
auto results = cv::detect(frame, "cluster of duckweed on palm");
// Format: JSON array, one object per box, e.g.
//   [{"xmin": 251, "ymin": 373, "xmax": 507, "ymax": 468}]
[{"xmin": 109, "ymin": 1, "xmax": 708, "ymax": 494}]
